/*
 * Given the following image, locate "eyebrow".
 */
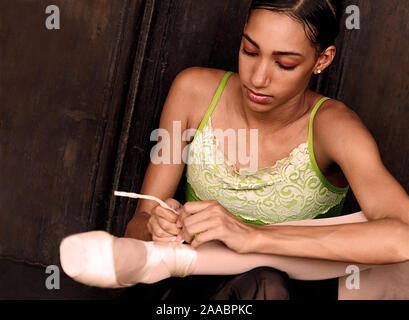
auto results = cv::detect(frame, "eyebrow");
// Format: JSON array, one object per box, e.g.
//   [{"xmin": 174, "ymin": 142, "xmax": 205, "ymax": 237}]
[{"xmin": 242, "ymin": 33, "xmax": 303, "ymax": 57}]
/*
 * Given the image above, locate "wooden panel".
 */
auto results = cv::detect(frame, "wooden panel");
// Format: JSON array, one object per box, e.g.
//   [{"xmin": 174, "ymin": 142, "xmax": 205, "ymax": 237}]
[
  {"xmin": 0, "ymin": 0, "xmax": 144, "ymax": 268},
  {"xmin": 0, "ymin": 258, "xmax": 123, "ymax": 299}
]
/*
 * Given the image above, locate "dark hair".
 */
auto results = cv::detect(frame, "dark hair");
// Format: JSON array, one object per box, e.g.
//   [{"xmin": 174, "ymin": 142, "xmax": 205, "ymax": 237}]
[{"xmin": 247, "ymin": 0, "xmax": 343, "ymax": 57}]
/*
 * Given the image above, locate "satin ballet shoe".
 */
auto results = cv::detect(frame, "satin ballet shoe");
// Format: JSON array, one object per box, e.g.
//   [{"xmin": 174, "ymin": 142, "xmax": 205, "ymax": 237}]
[
  {"xmin": 59, "ymin": 230, "xmax": 125, "ymax": 288},
  {"xmin": 60, "ymin": 230, "xmax": 198, "ymax": 288},
  {"xmin": 132, "ymin": 241, "xmax": 197, "ymax": 285}
]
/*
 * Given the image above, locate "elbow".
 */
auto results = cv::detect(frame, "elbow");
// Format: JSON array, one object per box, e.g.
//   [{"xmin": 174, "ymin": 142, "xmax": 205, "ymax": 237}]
[
  {"xmin": 387, "ymin": 220, "xmax": 409, "ymax": 263},
  {"xmin": 365, "ymin": 218, "xmax": 409, "ymax": 264},
  {"xmin": 397, "ymin": 231, "xmax": 409, "ymax": 263},
  {"xmin": 387, "ymin": 248, "xmax": 409, "ymax": 264},
  {"xmin": 396, "ymin": 220, "xmax": 409, "ymax": 262},
  {"xmin": 390, "ymin": 248, "xmax": 409, "ymax": 264}
]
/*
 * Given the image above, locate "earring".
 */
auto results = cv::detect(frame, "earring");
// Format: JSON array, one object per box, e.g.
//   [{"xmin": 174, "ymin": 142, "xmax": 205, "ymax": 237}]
[{"xmin": 317, "ymin": 70, "xmax": 322, "ymax": 74}]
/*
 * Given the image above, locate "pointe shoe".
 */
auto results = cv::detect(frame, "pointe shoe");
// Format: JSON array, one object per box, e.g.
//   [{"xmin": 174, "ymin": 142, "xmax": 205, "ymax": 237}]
[
  {"xmin": 60, "ymin": 231, "xmax": 198, "ymax": 288},
  {"xmin": 59, "ymin": 230, "xmax": 124, "ymax": 288},
  {"xmin": 135, "ymin": 241, "xmax": 197, "ymax": 284}
]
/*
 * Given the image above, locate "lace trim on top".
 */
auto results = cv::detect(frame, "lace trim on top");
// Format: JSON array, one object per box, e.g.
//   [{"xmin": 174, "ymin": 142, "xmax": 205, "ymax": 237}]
[{"xmin": 186, "ymin": 116, "xmax": 349, "ymax": 224}]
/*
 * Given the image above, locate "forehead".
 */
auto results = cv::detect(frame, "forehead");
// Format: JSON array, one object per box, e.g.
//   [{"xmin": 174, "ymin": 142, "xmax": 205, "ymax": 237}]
[{"xmin": 245, "ymin": 9, "xmax": 312, "ymax": 52}]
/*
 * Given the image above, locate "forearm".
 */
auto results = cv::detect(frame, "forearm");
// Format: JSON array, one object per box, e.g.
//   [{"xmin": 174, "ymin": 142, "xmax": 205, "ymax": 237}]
[
  {"xmin": 274, "ymin": 211, "xmax": 368, "ymax": 226},
  {"xmin": 250, "ymin": 216, "xmax": 409, "ymax": 264},
  {"xmin": 124, "ymin": 211, "xmax": 152, "ymax": 241}
]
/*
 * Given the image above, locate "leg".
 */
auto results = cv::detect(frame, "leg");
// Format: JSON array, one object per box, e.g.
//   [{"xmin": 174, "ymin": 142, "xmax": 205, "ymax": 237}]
[
  {"xmin": 211, "ymin": 267, "xmax": 291, "ymax": 300},
  {"xmin": 163, "ymin": 275, "xmax": 240, "ymax": 300},
  {"xmin": 192, "ymin": 240, "xmax": 373, "ymax": 280},
  {"xmin": 60, "ymin": 231, "xmax": 197, "ymax": 287},
  {"xmin": 289, "ymin": 277, "xmax": 339, "ymax": 300},
  {"xmin": 62, "ymin": 210, "xmax": 408, "ymax": 300},
  {"xmin": 60, "ymin": 231, "xmax": 372, "ymax": 288},
  {"xmin": 338, "ymin": 260, "xmax": 409, "ymax": 300}
]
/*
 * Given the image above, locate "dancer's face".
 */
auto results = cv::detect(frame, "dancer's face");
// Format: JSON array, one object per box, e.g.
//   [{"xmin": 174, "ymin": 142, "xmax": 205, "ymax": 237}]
[{"xmin": 238, "ymin": 9, "xmax": 327, "ymax": 110}]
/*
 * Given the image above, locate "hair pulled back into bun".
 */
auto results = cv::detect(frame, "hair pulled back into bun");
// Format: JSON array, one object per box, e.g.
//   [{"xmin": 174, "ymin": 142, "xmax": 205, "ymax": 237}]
[{"xmin": 248, "ymin": 0, "xmax": 344, "ymax": 56}]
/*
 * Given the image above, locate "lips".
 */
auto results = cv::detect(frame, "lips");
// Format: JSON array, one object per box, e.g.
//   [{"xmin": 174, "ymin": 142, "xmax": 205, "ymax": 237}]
[{"xmin": 246, "ymin": 87, "xmax": 273, "ymax": 104}]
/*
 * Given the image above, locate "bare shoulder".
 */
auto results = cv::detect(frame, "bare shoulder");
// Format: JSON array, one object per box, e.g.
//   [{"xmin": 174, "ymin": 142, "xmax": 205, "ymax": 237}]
[
  {"xmin": 314, "ymin": 98, "xmax": 380, "ymax": 163},
  {"xmin": 172, "ymin": 67, "xmax": 230, "ymax": 128},
  {"xmin": 175, "ymin": 66, "xmax": 226, "ymax": 92},
  {"xmin": 314, "ymin": 98, "xmax": 369, "ymax": 136}
]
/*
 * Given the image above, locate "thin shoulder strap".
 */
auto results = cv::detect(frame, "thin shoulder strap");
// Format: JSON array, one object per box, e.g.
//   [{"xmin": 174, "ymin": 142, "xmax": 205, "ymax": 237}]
[
  {"xmin": 308, "ymin": 96, "xmax": 331, "ymax": 143},
  {"xmin": 197, "ymin": 71, "xmax": 233, "ymax": 133},
  {"xmin": 307, "ymin": 96, "xmax": 349, "ymax": 193}
]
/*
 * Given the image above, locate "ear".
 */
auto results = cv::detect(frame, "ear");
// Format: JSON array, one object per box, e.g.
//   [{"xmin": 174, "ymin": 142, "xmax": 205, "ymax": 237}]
[{"xmin": 313, "ymin": 45, "xmax": 337, "ymax": 74}]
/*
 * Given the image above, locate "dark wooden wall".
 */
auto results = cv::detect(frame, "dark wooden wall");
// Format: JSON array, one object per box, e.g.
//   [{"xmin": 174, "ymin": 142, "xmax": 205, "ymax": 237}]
[
  {"xmin": 0, "ymin": 0, "xmax": 408, "ymax": 299},
  {"xmin": 0, "ymin": 0, "xmax": 145, "ymax": 299},
  {"xmin": 316, "ymin": 0, "xmax": 409, "ymax": 213}
]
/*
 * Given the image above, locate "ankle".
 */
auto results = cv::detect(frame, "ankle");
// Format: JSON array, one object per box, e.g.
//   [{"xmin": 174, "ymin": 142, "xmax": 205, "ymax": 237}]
[
  {"xmin": 152, "ymin": 242, "xmax": 197, "ymax": 278},
  {"xmin": 112, "ymin": 238, "xmax": 148, "ymax": 286}
]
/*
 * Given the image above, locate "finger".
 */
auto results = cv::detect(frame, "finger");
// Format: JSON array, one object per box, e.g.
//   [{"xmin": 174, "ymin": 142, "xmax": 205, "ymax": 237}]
[
  {"xmin": 150, "ymin": 216, "xmax": 174, "ymax": 238},
  {"xmin": 180, "ymin": 216, "xmax": 219, "ymax": 244},
  {"xmin": 164, "ymin": 198, "xmax": 182, "ymax": 210},
  {"xmin": 166, "ymin": 199, "xmax": 184, "ymax": 227},
  {"xmin": 177, "ymin": 207, "xmax": 191, "ymax": 227},
  {"xmin": 190, "ymin": 228, "xmax": 218, "ymax": 249},
  {"xmin": 152, "ymin": 226, "xmax": 174, "ymax": 239},
  {"xmin": 179, "ymin": 227, "xmax": 194, "ymax": 244},
  {"xmin": 183, "ymin": 216, "xmax": 218, "ymax": 237},
  {"xmin": 147, "ymin": 215, "xmax": 156, "ymax": 234},
  {"xmin": 176, "ymin": 208, "xmax": 185, "ymax": 228},
  {"xmin": 153, "ymin": 205, "xmax": 179, "ymax": 223},
  {"xmin": 183, "ymin": 208, "xmax": 214, "ymax": 229},
  {"xmin": 177, "ymin": 203, "xmax": 211, "ymax": 227},
  {"xmin": 147, "ymin": 221, "xmax": 152, "ymax": 234},
  {"xmin": 182, "ymin": 200, "xmax": 217, "ymax": 214},
  {"xmin": 157, "ymin": 217, "xmax": 180, "ymax": 235}
]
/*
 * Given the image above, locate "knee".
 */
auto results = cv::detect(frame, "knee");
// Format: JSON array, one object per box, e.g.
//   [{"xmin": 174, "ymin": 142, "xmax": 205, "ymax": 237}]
[
  {"xmin": 212, "ymin": 267, "xmax": 291, "ymax": 300},
  {"xmin": 247, "ymin": 267, "xmax": 290, "ymax": 300}
]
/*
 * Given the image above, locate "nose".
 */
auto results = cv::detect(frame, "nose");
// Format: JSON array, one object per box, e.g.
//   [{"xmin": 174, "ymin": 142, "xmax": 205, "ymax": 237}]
[{"xmin": 250, "ymin": 60, "xmax": 271, "ymax": 89}]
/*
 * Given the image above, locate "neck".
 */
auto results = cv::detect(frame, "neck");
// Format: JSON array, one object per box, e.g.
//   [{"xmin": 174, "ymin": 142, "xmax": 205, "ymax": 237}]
[{"xmin": 235, "ymin": 88, "xmax": 312, "ymax": 134}]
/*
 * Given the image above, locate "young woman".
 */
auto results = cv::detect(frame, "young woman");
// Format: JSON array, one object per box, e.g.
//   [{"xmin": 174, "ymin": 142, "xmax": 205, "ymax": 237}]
[{"xmin": 60, "ymin": 0, "xmax": 409, "ymax": 299}]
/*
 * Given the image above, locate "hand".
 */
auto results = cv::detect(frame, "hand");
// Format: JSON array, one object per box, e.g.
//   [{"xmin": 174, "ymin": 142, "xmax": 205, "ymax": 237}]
[
  {"xmin": 176, "ymin": 200, "xmax": 255, "ymax": 253},
  {"xmin": 147, "ymin": 198, "xmax": 183, "ymax": 242}
]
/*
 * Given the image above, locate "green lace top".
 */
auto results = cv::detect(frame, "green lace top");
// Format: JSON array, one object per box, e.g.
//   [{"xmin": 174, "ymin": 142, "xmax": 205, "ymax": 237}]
[{"xmin": 185, "ymin": 71, "xmax": 350, "ymax": 225}]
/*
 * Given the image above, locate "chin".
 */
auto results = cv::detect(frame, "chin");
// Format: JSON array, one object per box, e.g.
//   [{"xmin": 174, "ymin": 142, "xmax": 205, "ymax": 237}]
[{"xmin": 246, "ymin": 99, "xmax": 275, "ymax": 113}]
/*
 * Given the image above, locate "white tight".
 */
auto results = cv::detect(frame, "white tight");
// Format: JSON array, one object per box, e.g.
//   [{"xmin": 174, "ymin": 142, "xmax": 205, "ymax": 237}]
[
  {"xmin": 114, "ymin": 211, "xmax": 409, "ymax": 299},
  {"xmin": 60, "ymin": 211, "xmax": 409, "ymax": 299}
]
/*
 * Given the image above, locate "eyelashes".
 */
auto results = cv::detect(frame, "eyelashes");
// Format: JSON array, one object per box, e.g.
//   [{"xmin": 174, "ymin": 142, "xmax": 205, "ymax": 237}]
[
  {"xmin": 241, "ymin": 48, "xmax": 257, "ymax": 57},
  {"xmin": 241, "ymin": 48, "xmax": 297, "ymax": 71}
]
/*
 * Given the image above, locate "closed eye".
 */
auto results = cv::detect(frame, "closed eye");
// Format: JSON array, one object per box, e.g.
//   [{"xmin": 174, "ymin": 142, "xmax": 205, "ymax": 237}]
[
  {"xmin": 241, "ymin": 48, "xmax": 257, "ymax": 57},
  {"xmin": 241, "ymin": 48, "xmax": 297, "ymax": 71}
]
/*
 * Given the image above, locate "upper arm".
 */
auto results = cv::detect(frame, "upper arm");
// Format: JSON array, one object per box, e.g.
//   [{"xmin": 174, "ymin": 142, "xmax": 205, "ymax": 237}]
[
  {"xmin": 315, "ymin": 102, "xmax": 409, "ymax": 224},
  {"xmin": 135, "ymin": 67, "xmax": 210, "ymax": 215}
]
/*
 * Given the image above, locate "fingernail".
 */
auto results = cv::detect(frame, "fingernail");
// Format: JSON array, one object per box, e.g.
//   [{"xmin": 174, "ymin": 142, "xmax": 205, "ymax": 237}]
[
  {"xmin": 176, "ymin": 235, "xmax": 182, "ymax": 241},
  {"xmin": 176, "ymin": 221, "xmax": 182, "ymax": 228},
  {"xmin": 170, "ymin": 237, "xmax": 177, "ymax": 242}
]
